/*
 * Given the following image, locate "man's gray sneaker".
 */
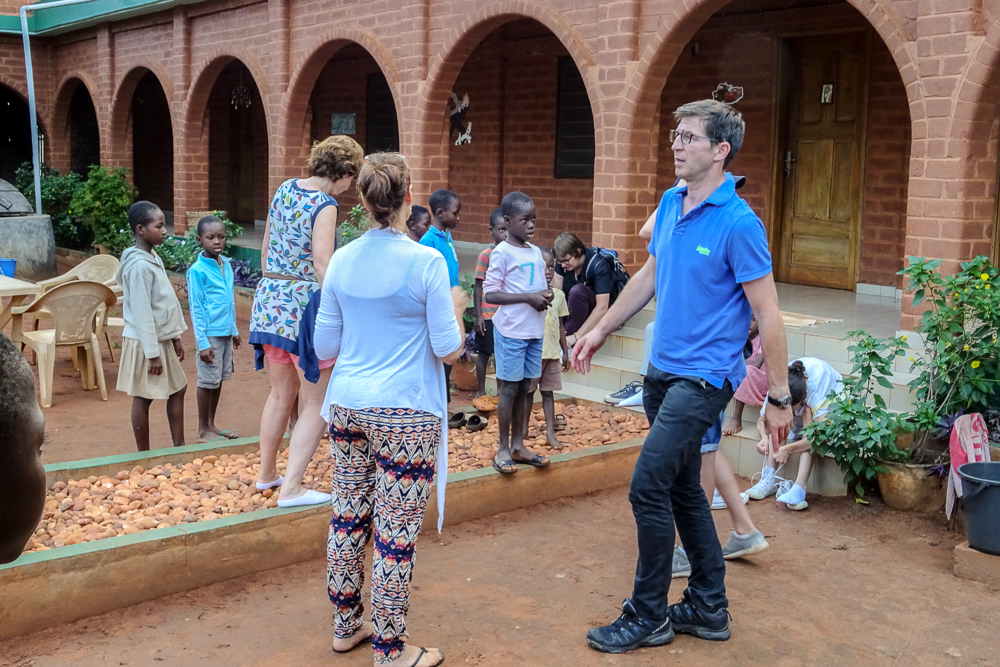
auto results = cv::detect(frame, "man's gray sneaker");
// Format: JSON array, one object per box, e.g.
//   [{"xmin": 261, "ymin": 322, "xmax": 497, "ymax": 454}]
[
  {"xmin": 721, "ymin": 529, "xmax": 769, "ymax": 560},
  {"xmin": 671, "ymin": 545, "xmax": 690, "ymax": 578},
  {"xmin": 605, "ymin": 381, "xmax": 643, "ymax": 405}
]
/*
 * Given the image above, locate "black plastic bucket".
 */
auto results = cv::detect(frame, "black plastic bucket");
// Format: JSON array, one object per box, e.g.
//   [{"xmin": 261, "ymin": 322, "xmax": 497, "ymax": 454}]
[{"xmin": 958, "ymin": 462, "xmax": 1000, "ymax": 556}]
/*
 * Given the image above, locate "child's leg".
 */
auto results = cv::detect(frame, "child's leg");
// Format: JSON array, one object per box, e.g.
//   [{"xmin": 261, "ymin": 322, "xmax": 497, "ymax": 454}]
[
  {"xmin": 196, "ymin": 386, "xmax": 214, "ymax": 441},
  {"xmin": 288, "ymin": 392, "xmax": 300, "ymax": 433},
  {"xmin": 166, "ymin": 386, "xmax": 186, "ymax": 447},
  {"xmin": 723, "ymin": 399, "xmax": 745, "ymax": 436},
  {"xmin": 715, "ymin": 453, "xmax": 756, "ymax": 535},
  {"xmin": 541, "ymin": 391, "xmax": 562, "ymax": 448},
  {"xmin": 523, "ymin": 386, "xmax": 534, "ymax": 435},
  {"xmin": 495, "ymin": 378, "xmax": 519, "ymax": 469},
  {"xmin": 207, "ymin": 385, "xmax": 222, "ymax": 431},
  {"xmin": 510, "ymin": 378, "xmax": 530, "ymax": 451},
  {"xmin": 794, "ymin": 451, "xmax": 814, "ymax": 490},
  {"xmin": 130, "ymin": 396, "xmax": 153, "ymax": 451},
  {"xmin": 476, "ymin": 352, "xmax": 490, "ymax": 398},
  {"xmin": 700, "ymin": 451, "xmax": 718, "ymax": 505}
]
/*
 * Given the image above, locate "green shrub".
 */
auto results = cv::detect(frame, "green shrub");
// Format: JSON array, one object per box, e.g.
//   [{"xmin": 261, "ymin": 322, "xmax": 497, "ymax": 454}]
[
  {"xmin": 340, "ymin": 205, "xmax": 370, "ymax": 246},
  {"xmin": 69, "ymin": 166, "xmax": 137, "ymax": 256},
  {"xmin": 14, "ymin": 162, "xmax": 89, "ymax": 249}
]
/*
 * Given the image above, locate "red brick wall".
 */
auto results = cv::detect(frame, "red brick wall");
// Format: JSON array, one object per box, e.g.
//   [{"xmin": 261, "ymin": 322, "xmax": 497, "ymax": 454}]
[{"xmin": 449, "ymin": 27, "xmax": 594, "ymax": 248}]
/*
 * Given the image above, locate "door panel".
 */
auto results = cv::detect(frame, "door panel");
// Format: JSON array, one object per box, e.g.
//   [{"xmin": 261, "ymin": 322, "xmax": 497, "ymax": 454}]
[{"xmin": 777, "ymin": 31, "xmax": 870, "ymax": 290}]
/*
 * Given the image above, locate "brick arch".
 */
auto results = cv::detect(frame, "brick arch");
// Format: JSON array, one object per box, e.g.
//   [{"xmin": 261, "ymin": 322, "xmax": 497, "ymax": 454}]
[
  {"xmin": 595, "ymin": 0, "xmax": 921, "ymax": 270},
  {"xmin": 184, "ymin": 52, "xmax": 270, "ymax": 153},
  {"xmin": 412, "ymin": 1, "xmax": 597, "ymax": 195},
  {"xmin": 50, "ymin": 75, "xmax": 100, "ymax": 173},
  {"xmin": 109, "ymin": 66, "xmax": 175, "ymax": 166},
  {"xmin": 0, "ymin": 75, "xmax": 29, "ymax": 104},
  {"xmin": 282, "ymin": 29, "xmax": 401, "ymax": 168},
  {"xmin": 621, "ymin": 0, "xmax": 921, "ymax": 168}
]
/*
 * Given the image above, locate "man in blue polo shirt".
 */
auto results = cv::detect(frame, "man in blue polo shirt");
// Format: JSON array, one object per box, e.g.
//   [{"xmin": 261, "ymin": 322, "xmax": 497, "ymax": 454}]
[{"xmin": 573, "ymin": 100, "xmax": 793, "ymax": 652}]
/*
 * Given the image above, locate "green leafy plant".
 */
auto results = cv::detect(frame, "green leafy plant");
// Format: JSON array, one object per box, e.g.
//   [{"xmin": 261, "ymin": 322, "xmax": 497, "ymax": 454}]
[
  {"xmin": 804, "ymin": 331, "xmax": 911, "ymax": 497},
  {"xmin": 69, "ymin": 165, "xmax": 137, "ymax": 256},
  {"xmin": 14, "ymin": 162, "xmax": 89, "ymax": 249},
  {"xmin": 899, "ymin": 256, "xmax": 1000, "ymax": 454},
  {"xmin": 156, "ymin": 235, "xmax": 200, "ymax": 273},
  {"xmin": 340, "ymin": 205, "xmax": 370, "ymax": 246}
]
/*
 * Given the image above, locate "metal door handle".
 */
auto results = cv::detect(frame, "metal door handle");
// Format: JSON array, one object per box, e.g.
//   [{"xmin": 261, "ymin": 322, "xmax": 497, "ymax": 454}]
[{"xmin": 784, "ymin": 151, "xmax": 795, "ymax": 176}]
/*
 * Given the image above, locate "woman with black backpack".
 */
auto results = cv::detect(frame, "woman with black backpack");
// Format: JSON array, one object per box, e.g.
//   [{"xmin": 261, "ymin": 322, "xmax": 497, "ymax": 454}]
[{"xmin": 551, "ymin": 232, "xmax": 630, "ymax": 347}]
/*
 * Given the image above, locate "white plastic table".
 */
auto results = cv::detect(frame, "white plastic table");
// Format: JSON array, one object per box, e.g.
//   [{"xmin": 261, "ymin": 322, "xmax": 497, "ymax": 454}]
[{"xmin": 0, "ymin": 275, "xmax": 40, "ymax": 330}]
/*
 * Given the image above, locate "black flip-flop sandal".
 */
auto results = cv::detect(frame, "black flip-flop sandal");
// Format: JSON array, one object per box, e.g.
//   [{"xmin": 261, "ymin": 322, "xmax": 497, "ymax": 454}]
[
  {"xmin": 465, "ymin": 414, "xmax": 487, "ymax": 432},
  {"xmin": 492, "ymin": 457, "xmax": 518, "ymax": 474},
  {"xmin": 553, "ymin": 414, "xmax": 567, "ymax": 431},
  {"xmin": 332, "ymin": 631, "xmax": 372, "ymax": 653},
  {"xmin": 448, "ymin": 412, "xmax": 467, "ymax": 428},
  {"xmin": 404, "ymin": 647, "xmax": 445, "ymax": 667},
  {"xmin": 512, "ymin": 453, "xmax": 550, "ymax": 468}
]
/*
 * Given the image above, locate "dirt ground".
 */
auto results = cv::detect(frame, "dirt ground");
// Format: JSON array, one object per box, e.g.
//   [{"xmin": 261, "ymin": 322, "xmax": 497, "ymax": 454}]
[
  {"xmin": 2, "ymin": 487, "xmax": 996, "ymax": 667},
  {"xmin": 1, "ymin": 315, "xmax": 476, "ymax": 466}
]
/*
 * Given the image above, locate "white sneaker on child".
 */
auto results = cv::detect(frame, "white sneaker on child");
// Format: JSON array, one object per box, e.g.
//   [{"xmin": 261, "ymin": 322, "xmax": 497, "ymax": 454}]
[
  {"xmin": 746, "ymin": 466, "xmax": 779, "ymax": 500},
  {"xmin": 776, "ymin": 481, "xmax": 808, "ymax": 510},
  {"xmin": 712, "ymin": 489, "xmax": 749, "ymax": 509}
]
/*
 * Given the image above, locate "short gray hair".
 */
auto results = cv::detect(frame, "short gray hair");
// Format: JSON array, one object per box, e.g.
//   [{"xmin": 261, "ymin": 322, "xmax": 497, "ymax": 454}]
[{"xmin": 673, "ymin": 100, "xmax": 744, "ymax": 167}]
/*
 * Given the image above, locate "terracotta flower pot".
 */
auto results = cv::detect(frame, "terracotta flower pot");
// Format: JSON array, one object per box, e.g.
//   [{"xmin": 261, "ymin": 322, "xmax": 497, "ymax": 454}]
[
  {"xmin": 876, "ymin": 461, "xmax": 948, "ymax": 512},
  {"xmin": 451, "ymin": 358, "xmax": 478, "ymax": 392}
]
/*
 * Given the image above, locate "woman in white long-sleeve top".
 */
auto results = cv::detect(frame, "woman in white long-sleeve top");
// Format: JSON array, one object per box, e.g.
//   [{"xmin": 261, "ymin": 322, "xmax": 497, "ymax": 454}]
[{"xmin": 314, "ymin": 152, "xmax": 463, "ymax": 667}]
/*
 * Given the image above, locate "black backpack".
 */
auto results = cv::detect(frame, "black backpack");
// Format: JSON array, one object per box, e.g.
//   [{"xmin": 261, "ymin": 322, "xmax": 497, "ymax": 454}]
[{"xmin": 583, "ymin": 247, "xmax": 630, "ymax": 303}]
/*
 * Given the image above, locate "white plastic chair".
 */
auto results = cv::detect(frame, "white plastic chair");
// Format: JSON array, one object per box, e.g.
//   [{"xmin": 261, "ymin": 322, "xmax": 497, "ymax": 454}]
[{"xmin": 11, "ymin": 281, "xmax": 118, "ymax": 408}]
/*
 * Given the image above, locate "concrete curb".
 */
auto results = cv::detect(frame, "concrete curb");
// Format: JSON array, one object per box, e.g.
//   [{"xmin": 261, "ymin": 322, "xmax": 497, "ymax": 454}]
[{"xmin": 2, "ymin": 433, "xmax": 642, "ymax": 641}]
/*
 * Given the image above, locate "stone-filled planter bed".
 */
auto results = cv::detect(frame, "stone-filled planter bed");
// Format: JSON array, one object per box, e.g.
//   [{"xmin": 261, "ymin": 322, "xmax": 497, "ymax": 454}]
[
  {"xmin": 22, "ymin": 401, "xmax": 649, "ymax": 555},
  {"xmin": 1, "ymin": 400, "xmax": 645, "ymax": 640}
]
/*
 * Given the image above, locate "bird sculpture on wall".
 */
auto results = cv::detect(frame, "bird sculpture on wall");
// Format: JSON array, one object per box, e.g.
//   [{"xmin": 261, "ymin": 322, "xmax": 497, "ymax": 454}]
[
  {"xmin": 711, "ymin": 83, "xmax": 744, "ymax": 105},
  {"xmin": 450, "ymin": 91, "xmax": 471, "ymax": 145}
]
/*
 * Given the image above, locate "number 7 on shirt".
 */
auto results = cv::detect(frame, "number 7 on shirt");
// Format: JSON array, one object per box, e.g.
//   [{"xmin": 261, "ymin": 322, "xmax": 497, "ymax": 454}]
[{"xmin": 518, "ymin": 262, "xmax": 535, "ymax": 286}]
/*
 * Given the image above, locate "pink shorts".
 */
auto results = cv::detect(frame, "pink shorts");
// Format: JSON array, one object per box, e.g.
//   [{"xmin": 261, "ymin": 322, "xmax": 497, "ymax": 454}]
[{"xmin": 262, "ymin": 344, "xmax": 335, "ymax": 369}]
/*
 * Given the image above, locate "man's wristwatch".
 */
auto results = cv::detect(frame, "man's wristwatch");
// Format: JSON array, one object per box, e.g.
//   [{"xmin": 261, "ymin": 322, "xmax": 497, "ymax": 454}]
[{"xmin": 767, "ymin": 394, "xmax": 792, "ymax": 410}]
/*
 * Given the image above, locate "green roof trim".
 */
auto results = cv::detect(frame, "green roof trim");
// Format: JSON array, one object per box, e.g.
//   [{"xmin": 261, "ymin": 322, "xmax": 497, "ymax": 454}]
[{"xmin": 0, "ymin": 0, "xmax": 204, "ymax": 36}]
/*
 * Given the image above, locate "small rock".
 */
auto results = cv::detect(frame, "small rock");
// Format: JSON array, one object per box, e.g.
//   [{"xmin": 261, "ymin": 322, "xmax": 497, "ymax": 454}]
[
  {"xmin": 182, "ymin": 514, "xmax": 198, "ymax": 523},
  {"xmin": 945, "ymin": 648, "xmax": 961, "ymax": 658}
]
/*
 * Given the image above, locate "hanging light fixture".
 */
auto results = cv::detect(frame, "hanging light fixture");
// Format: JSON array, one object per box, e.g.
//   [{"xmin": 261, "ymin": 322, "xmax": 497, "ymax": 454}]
[{"xmin": 231, "ymin": 70, "xmax": 251, "ymax": 109}]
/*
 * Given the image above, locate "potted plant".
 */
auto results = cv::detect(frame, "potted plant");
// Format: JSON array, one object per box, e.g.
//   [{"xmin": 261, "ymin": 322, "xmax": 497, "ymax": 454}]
[
  {"xmin": 894, "ymin": 256, "xmax": 1000, "ymax": 483},
  {"xmin": 804, "ymin": 331, "xmax": 913, "ymax": 501}
]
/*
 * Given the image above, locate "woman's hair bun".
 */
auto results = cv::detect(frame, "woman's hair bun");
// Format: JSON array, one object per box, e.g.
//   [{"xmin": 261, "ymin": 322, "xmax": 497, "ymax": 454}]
[{"xmin": 357, "ymin": 153, "xmax": 410, "ymax": 228}]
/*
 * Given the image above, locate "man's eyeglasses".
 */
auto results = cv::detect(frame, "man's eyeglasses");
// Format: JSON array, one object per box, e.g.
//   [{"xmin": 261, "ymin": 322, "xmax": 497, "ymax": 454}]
[{"xmin": 669, "ymin": 129, "xmax": 715, "ymax": 145}]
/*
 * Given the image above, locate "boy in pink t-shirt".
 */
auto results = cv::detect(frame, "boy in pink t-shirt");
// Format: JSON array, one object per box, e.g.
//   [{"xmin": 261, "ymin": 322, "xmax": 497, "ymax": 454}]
[{"xmin": 483, "ymin": 191, "xmax": 552, "ymax": 474}]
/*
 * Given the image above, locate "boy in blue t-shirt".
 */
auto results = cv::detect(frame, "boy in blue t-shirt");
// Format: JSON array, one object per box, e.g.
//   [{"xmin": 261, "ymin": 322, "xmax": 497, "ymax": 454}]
[
  {"xmin": 187, "ymin": 215, "xmax": 241, "ymax": 442},
  {"xmin": 420, "ymin": 189, "xmax": 463, "ymax": 402},
  {"xmin": 419, "ymin": 189, "xmax": 461, "ymax": 287}
]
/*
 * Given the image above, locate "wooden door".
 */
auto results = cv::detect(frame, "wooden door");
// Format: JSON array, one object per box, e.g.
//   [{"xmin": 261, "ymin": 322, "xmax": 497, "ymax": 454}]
[
  {"xmin": 776, "ymin": 32, "xmax": 871, "ymax": 290},
  {"xmin": 229, "ymin": 106, "xmax": 255, "ymax": 224}
]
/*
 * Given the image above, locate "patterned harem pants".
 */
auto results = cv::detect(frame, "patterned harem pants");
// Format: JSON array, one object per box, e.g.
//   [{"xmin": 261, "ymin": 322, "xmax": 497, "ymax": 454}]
[{"xmin": 326, "ymin": 405, "xmax": 440, "ymax": 664}]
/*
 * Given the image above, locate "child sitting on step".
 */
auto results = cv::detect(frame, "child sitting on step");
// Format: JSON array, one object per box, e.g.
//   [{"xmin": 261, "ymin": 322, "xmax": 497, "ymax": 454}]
[{"xmin": 747, "ymin": 357, "xmax": 843, "ymax": 510}]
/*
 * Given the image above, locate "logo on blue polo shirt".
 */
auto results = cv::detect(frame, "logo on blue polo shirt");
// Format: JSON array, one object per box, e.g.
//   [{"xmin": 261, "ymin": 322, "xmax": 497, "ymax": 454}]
[{"xmin": 696, "ymin": 245, "xmax": 711, "ymax": 256}]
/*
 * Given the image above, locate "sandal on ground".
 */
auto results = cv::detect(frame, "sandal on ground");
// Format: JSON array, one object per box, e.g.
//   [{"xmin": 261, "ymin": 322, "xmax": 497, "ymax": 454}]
[
  {"xmin": 553, "ymin": 414, "xmax": 567, "ymax": 431},
  {"xmin": 332, "ymin": 630, "xmax": 372, "ymax": 654},
  {"xmin": 512, "ymin": 452, "xmax": 550, "ymax": 468},
  {"xmin": 465, "ymin": 414, "xmax": 487, "ymax": 432},
  {"xmin": 400, "ymin": 647, "xmax": 445, "ymax": 667},
  {"xmin": 216, "ymin": 429, "xmax": 239, "ymax": 440},
  {"xmin": 472, "ymin": 395, "xmax": 497, "ymax": 412},
  {"xmin": 448, "ymin": 412, "xmax": 467, "ymax": 428},
  {"xmin": 493, "ymin": 456, "xmax": 518, "ymax": 474}
]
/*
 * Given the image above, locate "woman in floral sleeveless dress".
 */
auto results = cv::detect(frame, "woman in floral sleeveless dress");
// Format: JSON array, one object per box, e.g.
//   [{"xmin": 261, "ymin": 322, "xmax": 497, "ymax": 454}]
[{"xmin": 249, "ymin": 135, "xmax": 363, "ymax": 506}]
